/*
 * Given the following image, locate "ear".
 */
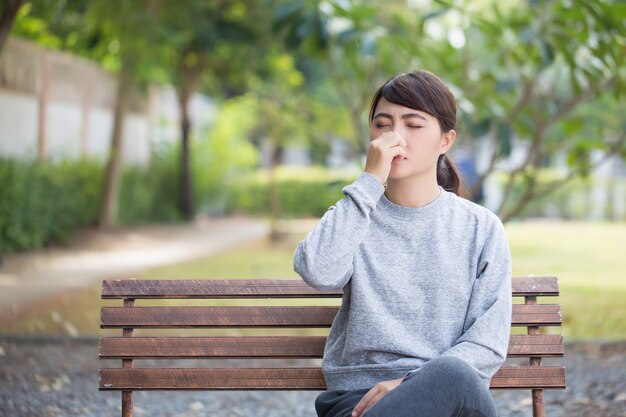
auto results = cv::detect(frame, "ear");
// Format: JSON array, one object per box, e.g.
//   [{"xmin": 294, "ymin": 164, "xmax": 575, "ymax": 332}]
[{"xmin": 440, "ymin": 129, "xmax": 456, "ymax": 154}]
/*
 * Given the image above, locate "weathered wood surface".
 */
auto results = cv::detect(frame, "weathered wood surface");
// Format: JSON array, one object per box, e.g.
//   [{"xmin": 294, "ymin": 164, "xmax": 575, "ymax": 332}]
[
  {"xmin": 507, "ymin": 335, "xmax": 564, "ymax": 357},
  {"xmin": 102, "ymin": 279, "xmax": 342, "ymax": 299},
  {"xmin": 99, "ymin": 275, "xmax": 566, "ymax": 417},
  {"xmin": 99, "ymin": 334, "xmax": 564, "ymax": 359},
  {"xmin": 100, "ymin": 336, "xmax": 328, "ymax": 359},
  {"xmin": 99, "ymin": 304, "xmax": 562, "ymax": 328},
  {"xmin": 99, "ymin": 366, "xmax": 566, "ymax": 391},
  {"xmin": 100, "ymin": 306, "xmax": 339, "ymax": 328},
  {"xmin": 102, "ymin": 276, "xmax": 558, "ymax": 299},
  {"xmin": 100, "ymin": 304, "xmax": 561, "ymax": 328},
  {"xmin": 100, "ymin": 368, "xmax": 326, "ymax": 390},
  {"xmin": 511, "ymin": 276, "xmax": 559, "ymax": 297},
  {"xmin": 490, "ymin": 366, "xmax": 566, "ymax": 389}
]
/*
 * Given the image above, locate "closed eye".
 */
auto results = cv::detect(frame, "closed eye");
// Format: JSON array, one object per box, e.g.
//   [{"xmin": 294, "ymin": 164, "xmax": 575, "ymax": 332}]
[
  {"xmin": 407, "ymin": 125, "xmax": 423, "ymax": 129},
  {"xmin": 375, "ymin": 124, "xmax": 391, "ymax": 128}
]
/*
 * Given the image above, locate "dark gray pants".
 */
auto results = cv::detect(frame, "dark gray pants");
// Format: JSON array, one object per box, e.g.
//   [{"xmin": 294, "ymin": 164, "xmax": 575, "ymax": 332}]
[{"xmin": 314, "ymin": 356, "xmax": 498, "ymax": 417}]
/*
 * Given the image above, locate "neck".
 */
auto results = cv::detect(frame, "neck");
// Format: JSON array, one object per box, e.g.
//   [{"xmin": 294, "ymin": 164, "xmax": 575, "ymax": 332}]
[{"xmin": 385, "ymin": 175, "xmax": 441, "ymax": 208}]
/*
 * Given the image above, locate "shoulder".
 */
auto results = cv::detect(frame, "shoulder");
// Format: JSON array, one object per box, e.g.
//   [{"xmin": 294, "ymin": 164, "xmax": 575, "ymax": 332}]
[
  {"xmin": 444, "ymin": 192, "xmax": 505, "ymax": 236},
  {"xmin": 446, "ymin": 192, "xmax": 501, "ymax": 222}
]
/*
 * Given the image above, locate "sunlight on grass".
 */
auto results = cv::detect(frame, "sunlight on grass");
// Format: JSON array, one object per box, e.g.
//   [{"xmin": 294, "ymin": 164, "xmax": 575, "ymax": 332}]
[
  {"xmin": 507, "ymin": 221, "xmax": 625, "ymax": 289},
  {"xmin": 2, "ymin": 220, "xmax": 624, "ymax": 339},
  {"xmin": 138, "ymin": 237, "xmax": 301, "ymax": 280},
  {"xmin": 507, "ymin": 221, "xmax": 626, "ymax": 339}
]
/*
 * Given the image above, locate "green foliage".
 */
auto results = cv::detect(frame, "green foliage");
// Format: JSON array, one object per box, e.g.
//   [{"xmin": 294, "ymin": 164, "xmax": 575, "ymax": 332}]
[
  {"xmin": 0, "ymin": 158, "xmax": 102, "ymax": 253},
  {"xmin": 0, "ymin": 143, "xmax": 257, "ymax": 251},
  {"xmin": 192, "ymin": 94, "xmax": 260, "ymax": 215},
  {"xmin": 117, "ymin": 149, "xmax": 181, "ymax": 225},
  {"xmin": 10, "ymin": 0, "xmax": 626, "ymax": 224},
  {"xmin": 493, "ymin": 169, "xmax": 626, "ymax": 221},
  {"xmin": 228, "ymin": 166, "xmax": 359, "ymax": 217}
]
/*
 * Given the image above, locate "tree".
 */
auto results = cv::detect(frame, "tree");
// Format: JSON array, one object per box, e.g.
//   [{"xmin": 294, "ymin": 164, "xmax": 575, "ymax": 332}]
[
  {"xmin": 11, "ymin": 0, "xmax": 171, "ymax": 227},
  {"xmin": 86, "ymin": 0, "xmax": 169, "ymax": 228},
  {"xmin": 396, "ymin": 0, "xmax": 626, "ymax": 221},
  {"xmin": 272, "ymin": 0, "xmax": 389, "ymax": 155},
  {"xmin": 161, "ymin": 0, "xmax": 258, "ymax": 219},
  {"xmin": 0, "ymin": 0, "xmax": 23, "ymax": 53},
  {"xmin": 282, "ymin": 0, "xmax": 626, "ymax": 221}
]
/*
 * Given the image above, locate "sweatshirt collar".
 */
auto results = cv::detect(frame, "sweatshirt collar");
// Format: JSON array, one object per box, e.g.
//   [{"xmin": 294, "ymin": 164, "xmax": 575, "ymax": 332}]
[{"xmin": 377, "ymin": 187, "xmax": 452, "ymax": 220}]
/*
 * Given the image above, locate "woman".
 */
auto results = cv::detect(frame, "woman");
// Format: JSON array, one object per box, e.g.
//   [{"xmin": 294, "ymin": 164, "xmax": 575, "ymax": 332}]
[{"xmin": 293, "ymin": 70, "xmax": 512, "ymax": 417}]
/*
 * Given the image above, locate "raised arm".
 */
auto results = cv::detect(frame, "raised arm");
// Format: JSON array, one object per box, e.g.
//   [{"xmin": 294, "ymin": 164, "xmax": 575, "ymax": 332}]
[{"xmin": 293, "ymin": 172, "xmax": 384, "ymax": 291}]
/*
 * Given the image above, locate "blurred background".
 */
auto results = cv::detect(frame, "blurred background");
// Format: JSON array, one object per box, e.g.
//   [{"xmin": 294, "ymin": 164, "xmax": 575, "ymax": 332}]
[{"xmin": 0, "ymin": 0, "xmax": 625, "ymax": 416}]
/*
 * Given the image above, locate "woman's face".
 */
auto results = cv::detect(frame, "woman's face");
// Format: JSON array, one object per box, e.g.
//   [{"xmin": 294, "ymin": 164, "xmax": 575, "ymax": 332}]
[{"xmin": 369, "ymin": 97, "xmax": 455, "ymax": 181}]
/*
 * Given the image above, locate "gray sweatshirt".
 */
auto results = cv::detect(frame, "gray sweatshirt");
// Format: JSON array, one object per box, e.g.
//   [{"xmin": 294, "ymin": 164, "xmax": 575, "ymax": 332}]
[{"xmin": 293, "ymin": 172, "xmax": 512, "ymax": 391}]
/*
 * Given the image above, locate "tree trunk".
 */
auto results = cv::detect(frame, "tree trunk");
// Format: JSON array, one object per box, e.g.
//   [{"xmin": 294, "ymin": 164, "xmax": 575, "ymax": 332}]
[
  {"xmin": 179, "ymin": 95, "xmax": 193, "ymax": 219},
  {"xmin": 268, "ymin": 133, "xmax": 284, "ymax": 241},
  {"xmin": 37, "ymin": 53, "xmax": 50, "ymax": 162},
  {"xmin": 0, "ymin": 0, "xmax": 22, "ymax": 54},
  {"xmin": 176, "ymin": 51, "xmax": 207, "ymax": 220},
  {"xmin": 98, "ymin": 68, "xmax": 132, "ymax": 228}
]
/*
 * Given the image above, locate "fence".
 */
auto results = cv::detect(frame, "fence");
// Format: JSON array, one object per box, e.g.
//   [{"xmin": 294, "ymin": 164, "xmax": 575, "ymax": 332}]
[{"xmin": 0, "ymin": 37, "xmax": 212, "ymax": 165}]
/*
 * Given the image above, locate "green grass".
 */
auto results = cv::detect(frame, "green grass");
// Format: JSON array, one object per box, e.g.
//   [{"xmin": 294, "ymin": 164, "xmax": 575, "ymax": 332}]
[
  {"xmin": 1, "ymin": 220, "xmax": 624, "ymax": 339},
  {"xmin": 506, "ymin": 221, "xmax": 626, "ymax": 339},
  {"xmin": 139, "ymin": 237, "xmax": 302, "ymax": 280}
]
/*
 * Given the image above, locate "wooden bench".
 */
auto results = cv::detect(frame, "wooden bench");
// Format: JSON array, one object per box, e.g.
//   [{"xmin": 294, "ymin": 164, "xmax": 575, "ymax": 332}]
[{"xmin": 99, "ymin": 276, "xmax": 566, "ymax": 417}]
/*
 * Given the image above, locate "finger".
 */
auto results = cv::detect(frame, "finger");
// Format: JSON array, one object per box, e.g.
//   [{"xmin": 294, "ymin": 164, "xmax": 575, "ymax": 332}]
[
  {"xmin": 390, "ymin": 146, "xmax": 406, "ymax": 160},
  {"xmin": 352, "ymin": 388, "xmax": 378, "ymax": 417},
  {"xmin": 380, "ymin": 131, "xmax": 404, "ymax": 145},
  {"xmin": 387, "ymin": 132, "xmax": 407, "ymax": 147},
  {"xmin": 362, "ymin": 392, "xmax": 386, "ymax": 415}
]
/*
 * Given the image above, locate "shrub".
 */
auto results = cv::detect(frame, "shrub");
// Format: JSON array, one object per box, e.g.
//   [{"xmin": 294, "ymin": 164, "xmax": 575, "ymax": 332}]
[
  {"xmin": 0, "ymin": 158, "xmax": 102, "ymax": 253},
  {"xmin": 227, "ymin": 166, "xmax": 360, "ymax": 218},
  {"xmin": 117, "ymin": 150, "xmax": 181, "ymax": 225},
  {"xmin": 192, "ymin": 94, "xmax": 260, "ymax": 215}
]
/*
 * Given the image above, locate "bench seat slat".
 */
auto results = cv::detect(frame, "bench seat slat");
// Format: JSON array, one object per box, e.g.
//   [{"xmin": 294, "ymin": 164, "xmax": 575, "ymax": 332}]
[
  {"xmin": 511, "ymin": 276, "xmax": 559, "ymax": 297},
  {"xmin": 101, "ymin": 306, "xmax": 339, "ymax": 328},
  {"xmin": 102, "ymin": 277, "xmax": 558, "ymax": 299},
  {"xmin": 100, "ymin": 305, "xmax": 561, "ymax": 328},
  {"xmin": 100, "ymin": 368, "xmax": 326, "ymax": 390},
  {"xmin": 512, "ymin": 304, "xmax": 562, "ymax": 326},
  {"xmin": 99, "ymin": 336, "xmax": 328, "ymax": 359},
  {"xmin": 490, "ymin": 366, "xmax": 566, "ymax": 389},
  {"xmin": 507, "ymin": 335, "xmax": 564, "ymax": 357},
  {"xmin": 99, "ymin": 335, "xmax": 564, "ymax": 359},
  {"xmin": 102, "ymin": 279, "xmax": 342, "ymax": 299},
  {"xmin": 99, "ymin": 366, "xmax": 566, "ymax": 391}
]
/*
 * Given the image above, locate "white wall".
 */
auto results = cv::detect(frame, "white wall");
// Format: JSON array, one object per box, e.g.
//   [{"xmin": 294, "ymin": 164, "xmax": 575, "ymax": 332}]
[
  {"xmin": 0, "ymin": 37, "xmax": 214, "ymax": 165},
  {"xmin": 0, "ymin": 90, "xmax": 39, "ymax": 158}
]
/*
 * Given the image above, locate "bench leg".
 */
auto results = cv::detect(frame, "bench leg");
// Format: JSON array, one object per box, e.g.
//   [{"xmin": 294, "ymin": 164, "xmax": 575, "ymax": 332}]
[
  {"xmin": 122, "ymin": 391, "xmax": 133, "ymax": 417},
  {"xmin": 531, "ymin": 389, "xmax": 544, "ymax": 417}
]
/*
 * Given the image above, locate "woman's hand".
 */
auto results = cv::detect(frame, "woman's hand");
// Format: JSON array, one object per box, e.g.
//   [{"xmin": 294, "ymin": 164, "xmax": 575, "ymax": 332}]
[
  {"xmin": 364, "ymin": 132, "xmax": 407, "ymax": 184},
  {"xmin": 351, "ymin": 377, "xmax": 404, "ymax": 417}
]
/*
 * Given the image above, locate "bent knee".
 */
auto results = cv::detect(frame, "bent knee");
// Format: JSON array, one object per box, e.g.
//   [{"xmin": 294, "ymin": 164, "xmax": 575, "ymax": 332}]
[
  {"xmin": 432, "ymin": 356, "xmax": 481, "ymax": 381},
  {"xmin": 407, "ymin": 356, "xmax": 484, "ymax": 389}
]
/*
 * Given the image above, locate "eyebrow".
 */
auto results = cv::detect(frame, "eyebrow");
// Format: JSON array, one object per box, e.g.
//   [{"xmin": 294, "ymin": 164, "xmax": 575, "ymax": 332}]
[{"xmin": 373, "ymin": 112, "xmax": 428, "ymax": 121}]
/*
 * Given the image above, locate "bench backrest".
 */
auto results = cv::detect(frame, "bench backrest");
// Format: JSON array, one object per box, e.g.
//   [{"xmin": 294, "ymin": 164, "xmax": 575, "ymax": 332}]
[{"xmin": 99, "ymin": 276, "xmax": 565, "ymax": 417}]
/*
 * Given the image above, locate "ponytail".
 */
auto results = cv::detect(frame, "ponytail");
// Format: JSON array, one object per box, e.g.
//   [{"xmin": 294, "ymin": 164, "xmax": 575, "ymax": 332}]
[{"xmin": 437, "ymin": 154, "xmax": 465, "ymax": 196}]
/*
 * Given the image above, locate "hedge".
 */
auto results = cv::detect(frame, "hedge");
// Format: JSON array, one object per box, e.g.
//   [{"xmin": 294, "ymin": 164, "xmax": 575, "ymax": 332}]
[
  {"xmin": 0, "ymin": 155, "xmax": 183, "ymax": 254},
  {"xmin": 227, "ymin": 166, "xmax": 360, "ymax": 218},
  {"xmin": 0, "ymin": 158, "xmax": 103, "ymax": 253}
]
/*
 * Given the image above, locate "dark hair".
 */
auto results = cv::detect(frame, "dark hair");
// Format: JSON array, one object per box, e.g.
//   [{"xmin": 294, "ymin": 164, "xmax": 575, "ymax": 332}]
[{"xmin": 369, "ymin": 70, "xmax": 463, "ymax": 196}]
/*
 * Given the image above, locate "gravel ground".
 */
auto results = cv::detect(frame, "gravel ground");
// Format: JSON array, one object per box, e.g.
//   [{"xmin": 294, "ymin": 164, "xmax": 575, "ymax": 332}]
[{"xmin": 0, "ymin": 336, "xmax": 624, "ymax": 417}]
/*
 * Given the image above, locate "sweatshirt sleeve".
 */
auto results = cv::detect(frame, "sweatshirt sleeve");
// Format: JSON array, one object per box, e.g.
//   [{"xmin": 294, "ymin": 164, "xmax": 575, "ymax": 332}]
[
  {"xmin": 293, "ymin": 172, "xmax": 385, "ymax": 291},
  {"xmin": 437, "ymin": 215, "xmax": 512, "ymax": 384}
]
